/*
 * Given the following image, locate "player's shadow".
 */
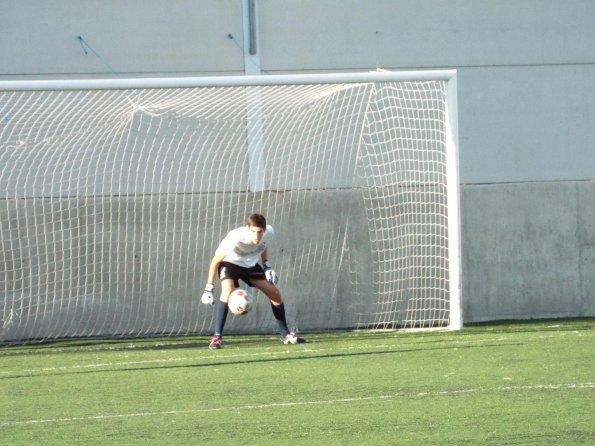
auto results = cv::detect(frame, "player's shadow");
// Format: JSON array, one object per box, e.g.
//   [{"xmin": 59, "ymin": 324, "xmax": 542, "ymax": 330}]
[{"xmin": 0, "ymin": 341, "xmax": 521, "ymax": 380}]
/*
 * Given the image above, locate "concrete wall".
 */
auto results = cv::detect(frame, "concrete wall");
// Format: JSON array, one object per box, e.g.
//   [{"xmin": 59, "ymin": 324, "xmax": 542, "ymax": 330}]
[
  {"xmin": 2, "ymin": 186, "xmax": 442, "ymax": 341},
  {"xmin": 463, "ymin": 181, "xmax": 595, "ymax": 321},
  {"xmin": 1, "ymin": 0, "xmax": 594, "ymax": 324},
  {"xmin": 0, "ymin": 0, "xmax": 245, "ymax": 77}
]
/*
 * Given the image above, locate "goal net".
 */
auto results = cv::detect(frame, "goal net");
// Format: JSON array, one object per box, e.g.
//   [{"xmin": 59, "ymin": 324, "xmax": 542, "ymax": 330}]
[{"xmin": 0, "ymin": 71, "xmax": 461, "ymax": 343}]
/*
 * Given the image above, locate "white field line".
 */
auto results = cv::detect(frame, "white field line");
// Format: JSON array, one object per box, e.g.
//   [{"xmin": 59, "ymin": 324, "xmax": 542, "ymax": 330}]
[
  {"xmin": 1, "ymin": 382, "xmax": 593, "ymax": 427},
  {"xmin": 0, "ymin": 331, "xmax": 589, "ymax": 377}
]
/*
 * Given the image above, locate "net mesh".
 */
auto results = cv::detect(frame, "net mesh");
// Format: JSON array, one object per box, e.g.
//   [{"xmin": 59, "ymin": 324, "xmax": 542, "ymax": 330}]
[{"xmin": 0, "ymin": 75, "xmax": 457, "ymax": 343}]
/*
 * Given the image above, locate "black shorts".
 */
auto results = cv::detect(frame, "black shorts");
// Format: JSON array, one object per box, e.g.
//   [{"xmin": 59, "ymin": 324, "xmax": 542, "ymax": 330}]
[{"xmin": 219, "ymin": 262, "xmax": 266, "ymax": 288}]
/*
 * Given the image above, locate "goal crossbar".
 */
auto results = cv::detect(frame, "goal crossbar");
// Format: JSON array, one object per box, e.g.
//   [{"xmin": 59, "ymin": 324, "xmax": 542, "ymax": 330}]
[{"xmin": 0, "ymin": 70, "xmax": 457, "ymax": 91}]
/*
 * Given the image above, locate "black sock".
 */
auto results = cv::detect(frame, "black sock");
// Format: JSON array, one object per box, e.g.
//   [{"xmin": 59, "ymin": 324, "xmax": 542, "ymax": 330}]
[
  {"xmin": 214, "ymin": 301, "xmax": 229, "ymax": 338},
  {"xmin": 271, "ymin": 302, "xmax": 289, "ymax": 336}
]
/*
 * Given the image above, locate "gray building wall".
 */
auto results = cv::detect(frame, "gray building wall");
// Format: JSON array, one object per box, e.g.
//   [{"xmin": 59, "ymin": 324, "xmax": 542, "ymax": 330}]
[{"xmin": 1, "ymin": 0, "xmax": 594, "ymax": 323}]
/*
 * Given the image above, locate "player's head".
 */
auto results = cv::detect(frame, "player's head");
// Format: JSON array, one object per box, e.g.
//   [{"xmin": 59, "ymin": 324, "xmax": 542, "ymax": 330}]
[
  {"xmin": 246, "ymin": 213, "xmax": 266, "ymax": 229},
  {"xmin": 246, "ymin": 213, "xmax": 267, "ymax": 244}
]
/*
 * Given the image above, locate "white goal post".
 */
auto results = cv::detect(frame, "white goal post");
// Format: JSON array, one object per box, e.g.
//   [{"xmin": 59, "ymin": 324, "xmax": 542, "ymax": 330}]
[{"xmin": 0, "ymin": 70, "xmax": 461, "ymax": 343}]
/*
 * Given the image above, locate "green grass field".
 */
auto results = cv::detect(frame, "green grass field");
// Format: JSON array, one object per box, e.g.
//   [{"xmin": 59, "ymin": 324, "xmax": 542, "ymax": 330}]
[{"xmin": 1, "ymin": 319, "xmax": 593, "ymax": 445}]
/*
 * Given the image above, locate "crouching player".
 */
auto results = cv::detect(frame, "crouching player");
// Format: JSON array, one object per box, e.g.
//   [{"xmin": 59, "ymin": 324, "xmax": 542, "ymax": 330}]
[{"xmin": 201, "ymin": 213, "xmax": 305, "ymax": 349}]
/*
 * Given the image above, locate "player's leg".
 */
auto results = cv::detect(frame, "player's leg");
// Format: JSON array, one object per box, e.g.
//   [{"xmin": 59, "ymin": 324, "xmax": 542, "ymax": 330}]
[
  {"xmin": 209, "ymin": 277, "xmax": 235, "ymax": 350},
  {"xmin": 251, "ymin": 279, "xmax": 305, "ymax": 344},
  {"xmin": 251, "ymin": 278, "xmax": 282, "ymax": 304},
  {"xmin": 251, "ymin": 279, "xmax": 286, "ymax": 334}
]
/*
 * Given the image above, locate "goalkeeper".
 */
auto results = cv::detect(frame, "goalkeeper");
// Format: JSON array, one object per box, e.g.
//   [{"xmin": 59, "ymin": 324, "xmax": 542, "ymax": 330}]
[{"xmin": 201, "ymin": 213, "xmax": 305, "ymax": 350}]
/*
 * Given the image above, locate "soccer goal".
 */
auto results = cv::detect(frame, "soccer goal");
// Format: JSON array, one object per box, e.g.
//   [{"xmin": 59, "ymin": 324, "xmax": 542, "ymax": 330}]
[{"xmin": 0, "ymin": 70, "xmax": 461, "ymax": 343}]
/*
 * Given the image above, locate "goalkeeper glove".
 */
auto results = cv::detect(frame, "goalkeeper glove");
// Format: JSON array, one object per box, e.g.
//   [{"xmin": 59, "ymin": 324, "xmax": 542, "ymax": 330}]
[
  {"xmin": 263, "ymin": 262, "xmax": 278, "ymax": 285},
  {"xmin": 201, "ymin": 283, "xmax": 215, "ymax": 305}
]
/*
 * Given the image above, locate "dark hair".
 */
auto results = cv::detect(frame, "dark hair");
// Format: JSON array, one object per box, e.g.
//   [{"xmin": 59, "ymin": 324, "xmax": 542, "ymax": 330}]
[{"xmin": 246, "ymin": 213, "xmax": 267, "ymax": 229}]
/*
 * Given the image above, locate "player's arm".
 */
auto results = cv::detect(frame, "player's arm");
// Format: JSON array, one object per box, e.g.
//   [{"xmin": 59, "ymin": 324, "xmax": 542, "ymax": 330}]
[
  {"xmin": 261, "ymin": 249, "xmax": 278, "ymax": 284},
  {"xmin": 201, "ymin": 251, "xmax": 226, "ymax": 304},
  {"xmin": 207, "ymin": 251, "xmax": 227, "ymax": 287},
  {"xmin": 260, "ymin": 248, "xmax": 269, "ymax": 264}
]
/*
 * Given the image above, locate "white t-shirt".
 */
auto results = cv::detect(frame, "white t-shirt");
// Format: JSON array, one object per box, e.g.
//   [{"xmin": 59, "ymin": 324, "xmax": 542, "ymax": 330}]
[{"xmin": 216, "ymin": 225, "xmax": 274, "ymax": 268}]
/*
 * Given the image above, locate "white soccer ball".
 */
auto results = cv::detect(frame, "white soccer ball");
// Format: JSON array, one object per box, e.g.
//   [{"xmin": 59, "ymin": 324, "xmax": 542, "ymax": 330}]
[{"xmin": 227, "ymin": 289, "xmax": 253, "ymax": 316}]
